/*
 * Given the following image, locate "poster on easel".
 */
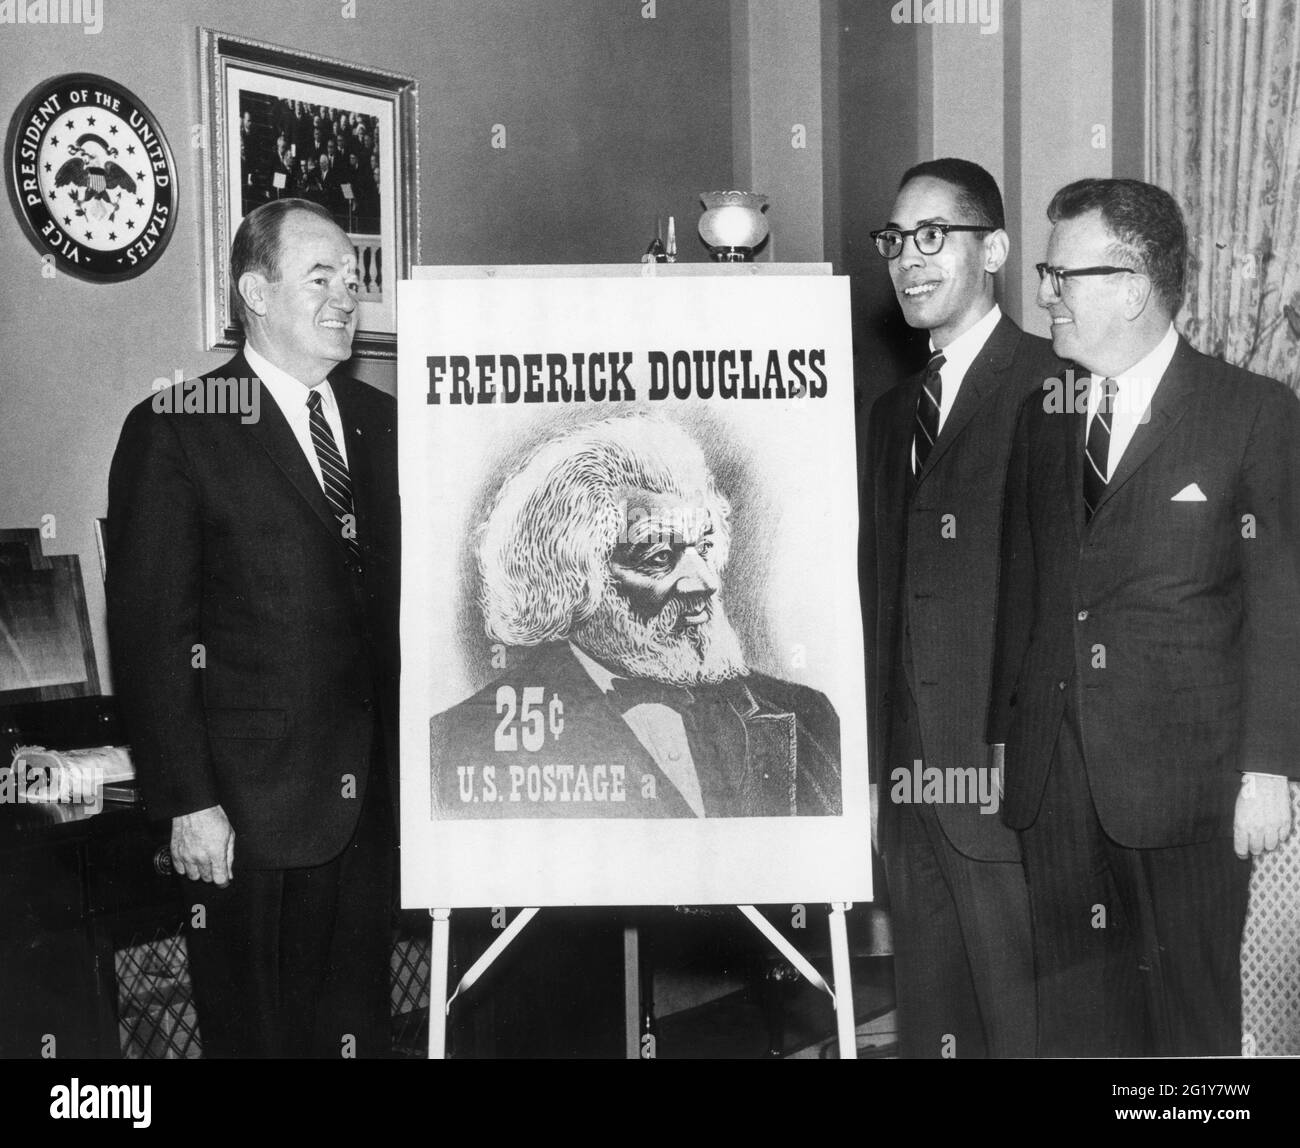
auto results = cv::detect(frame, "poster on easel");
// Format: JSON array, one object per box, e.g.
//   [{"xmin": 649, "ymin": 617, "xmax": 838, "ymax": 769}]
[{"xmin": 398, "ymin": 267, "xmax": 870, "ymax": 909}]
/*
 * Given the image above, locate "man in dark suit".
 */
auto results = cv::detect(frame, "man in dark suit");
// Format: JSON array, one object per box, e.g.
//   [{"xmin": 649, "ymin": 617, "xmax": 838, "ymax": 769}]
[
  {"xmin": 991, "ymin": 177, "xmax": 1300, "ymax": 1056},
  {"xmin": 107, "ymin": 198, "xmax": 400, "ymax": 1058},
  {"xmin": 431, "ymin": 415, "xmax": 841, "ymax": 822},
  {"xmin": 317, "ymin": 153, "xmax": 347, "ymax": 225},
  {"xmin": 863, "ymin": 158, "xmax": 1058, "ymax": 1058}
]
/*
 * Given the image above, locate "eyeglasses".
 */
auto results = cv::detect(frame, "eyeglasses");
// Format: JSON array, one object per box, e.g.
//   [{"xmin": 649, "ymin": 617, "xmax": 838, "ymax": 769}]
[
  {"xmin": 1035, "ymin": 262, "xmax": 1136, "ymax": 297},
  {"xmin": 869, "ymin": 223, "xmax": 994, "ymax": 260}
]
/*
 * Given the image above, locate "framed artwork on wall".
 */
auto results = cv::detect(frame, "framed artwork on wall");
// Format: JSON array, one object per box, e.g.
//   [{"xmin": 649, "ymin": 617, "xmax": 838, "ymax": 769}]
[{"xmin": 198, "ymin": 28, "xmax": 419, "ymax": 359}]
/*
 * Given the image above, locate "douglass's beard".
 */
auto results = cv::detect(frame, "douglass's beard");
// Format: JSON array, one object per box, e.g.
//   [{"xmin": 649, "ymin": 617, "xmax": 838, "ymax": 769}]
[{"xmin": 571, "ymin": 584, "xmax": 749, "ymax": 686}]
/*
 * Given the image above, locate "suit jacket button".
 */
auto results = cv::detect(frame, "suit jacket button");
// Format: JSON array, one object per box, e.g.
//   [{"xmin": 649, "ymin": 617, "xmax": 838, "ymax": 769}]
[
  {"xmin": 1057, "ymin": 679, "xmax": 1068, "ymax": 691},
  {"xmin": 1077, "ymin": 609, "xmax": 1089, "ymax": 621}
]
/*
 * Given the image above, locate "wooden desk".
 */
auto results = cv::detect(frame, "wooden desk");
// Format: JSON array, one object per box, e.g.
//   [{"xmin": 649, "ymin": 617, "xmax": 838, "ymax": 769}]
[{"xmin": 0, "ymin": 697, "xmax": 188, "ymax": 1058}]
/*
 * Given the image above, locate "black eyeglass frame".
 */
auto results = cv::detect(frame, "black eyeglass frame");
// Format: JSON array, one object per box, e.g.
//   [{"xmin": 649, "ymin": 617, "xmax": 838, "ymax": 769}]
[
  {"xmin": 1035, "ymin": 262, "xmax": 1137, "ymax": 296},
  {"xmin": 869, "ymin": 223, "xmax": 995, "ymax": 259}
]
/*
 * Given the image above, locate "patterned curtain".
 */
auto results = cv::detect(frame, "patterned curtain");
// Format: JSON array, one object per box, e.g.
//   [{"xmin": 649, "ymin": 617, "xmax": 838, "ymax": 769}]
[
  {"xmin": 1152, "ymin": 0, "xmax": 1300, "ymax": 394},
  {"xmin": 1153, "ymin": 0, "xmax": 1300, "ymax": 1057}
]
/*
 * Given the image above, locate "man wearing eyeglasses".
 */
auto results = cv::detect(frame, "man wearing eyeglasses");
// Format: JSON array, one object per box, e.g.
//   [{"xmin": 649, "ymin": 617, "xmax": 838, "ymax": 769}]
[
  {"xmin": 990, "ymin": 178, "xmax": 1300, "ymax": 1056},
  {"xmin": 863, "ymin": 158, "xmax": 1063, "ymax": 1058}
]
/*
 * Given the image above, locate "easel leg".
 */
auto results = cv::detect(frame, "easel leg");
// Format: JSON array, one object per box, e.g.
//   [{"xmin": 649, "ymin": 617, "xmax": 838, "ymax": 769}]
[
  {"xmin": 428, "ymin": 908, "xmax": 451, "ymax": 1060},
  {"xmin": 623, "ymin": 925, "xmax": 640, "ymax": 1059},
  {"xmin": 829, "ymin": 902, "xmax": 857, "ymax": 1060},
  {"xmin": 448, "ymin": 907, "xmax": 539, "ymax": 1006}
]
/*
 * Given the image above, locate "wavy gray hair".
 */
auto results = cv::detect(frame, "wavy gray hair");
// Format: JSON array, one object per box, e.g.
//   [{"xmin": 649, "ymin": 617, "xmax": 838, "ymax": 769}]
[{"xmin": 477, "ymin": 415, "xmax": 732, "ymax": 646}]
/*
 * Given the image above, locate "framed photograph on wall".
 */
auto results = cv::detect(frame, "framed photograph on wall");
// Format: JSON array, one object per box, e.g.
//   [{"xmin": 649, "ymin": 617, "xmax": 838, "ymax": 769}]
[{"xmin": 198, "ymin": 29, "xmax": 419, "ymax": 359}]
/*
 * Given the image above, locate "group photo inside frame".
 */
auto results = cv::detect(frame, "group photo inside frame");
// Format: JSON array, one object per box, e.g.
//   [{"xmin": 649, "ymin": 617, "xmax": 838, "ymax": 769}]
[{"xmin": 198, "ymin": 28, "xmax": 419, "ymax": 358}]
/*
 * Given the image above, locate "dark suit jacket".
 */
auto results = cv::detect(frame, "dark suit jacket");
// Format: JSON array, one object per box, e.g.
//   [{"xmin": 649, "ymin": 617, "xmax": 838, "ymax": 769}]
[
  {"xmin": 991, "ymin": 336, "xmax": 1300, "ymax": 847},
  {"xmin": 430, "ymin": 642, "xmax": 841, "ymax": 818},
  {"xmin": 864, "ymin": 315, "xmax": 1062, "ymax": 860},
  {"xmin": 106, "ymin": 352, "xmax": 400, "ymax": 869}
]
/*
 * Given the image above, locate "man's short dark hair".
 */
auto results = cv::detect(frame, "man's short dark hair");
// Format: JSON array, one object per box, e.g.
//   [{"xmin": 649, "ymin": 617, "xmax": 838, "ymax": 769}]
[
  {"xmin": 1046, "ymin": 178, "xmax": 1187, "ymax": 316},
  {"xmin": 899, "ymin": 158, "xmax": 1005, "ymax": 230},
  {"xmin": 229, "ymin": 198, "xmax": 336, "ymax": 327}
]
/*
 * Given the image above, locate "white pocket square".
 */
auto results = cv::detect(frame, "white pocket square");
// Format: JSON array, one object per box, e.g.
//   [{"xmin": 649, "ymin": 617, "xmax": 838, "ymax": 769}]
[{"xmin": 1171, "ymin": 483, "xmax": 1207, "ymax": 502}]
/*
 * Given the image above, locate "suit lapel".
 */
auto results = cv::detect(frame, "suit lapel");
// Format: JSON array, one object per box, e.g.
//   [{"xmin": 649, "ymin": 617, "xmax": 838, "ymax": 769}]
[
  {"xmin": 540, "ymin": 644, "xmax": 697, "ymax": 817},
  {"xmin": 1092, "ymin": 338, "xmax": 1198, "ymax": 520},
  {"xmin": 723, "ymin": 681, "xmax": 798, "ymax": 816},
  {"xmin": 915, "ymin": 315, "xmax": 1020, "ymax": 484},
  {"xmin": 331, "ymin": 376, "xmax": 374, "ymax": 547},
  {"xmin": 237, "ymin": 353, "xmax": 348, "ymax": 542},
  {"xmin": 1066, "ymin": 395, "xmax": 1087, "ymax": 539},
  {"xmin": 887, "ymin": 377, "xmax": 922, "ymax": 497}
]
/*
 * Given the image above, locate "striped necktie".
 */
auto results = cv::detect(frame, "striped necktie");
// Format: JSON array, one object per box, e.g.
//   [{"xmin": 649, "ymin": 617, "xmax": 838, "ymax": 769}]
[
  {"xmin": 307, "ymin": 388, "xmax": 362, "ymax": 561},
  {"xmin": 1083, "ymin": 377, "xmax": 1119, "ymax": 522},
  {"xmin": 913, "ymin": 350, "xmax": 945, "ymax": 474}
]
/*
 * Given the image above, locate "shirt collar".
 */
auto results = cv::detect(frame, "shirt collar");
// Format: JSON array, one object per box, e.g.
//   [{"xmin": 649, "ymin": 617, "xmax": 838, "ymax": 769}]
[
  {"xmin": 1095, "ymin": 322, "xmax": 1179, "ymax": 389},
  {"xmin": 243, "ymin": 341, "xmax": 335, "ymax": 417},
  {"xmin": 931, "ymin": 303, "xmax": 1001, "ymax": 380}
]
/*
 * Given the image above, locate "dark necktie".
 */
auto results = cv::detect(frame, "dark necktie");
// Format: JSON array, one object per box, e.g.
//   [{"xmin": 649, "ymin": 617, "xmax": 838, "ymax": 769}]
[
  {"xmin": 607, "ymin": 677, "xmax": 696, "ymax": 715},
  {"xmin": 913, "ymin": 350, "xmax": 945, "ymax": 474},
  {"xmin": 1084, "ymin": 377, "xmax": 1119, "ymax": 522},
  {"xmin": 306, "ymin": 388, "xmax": 362, "ymax": 561}
]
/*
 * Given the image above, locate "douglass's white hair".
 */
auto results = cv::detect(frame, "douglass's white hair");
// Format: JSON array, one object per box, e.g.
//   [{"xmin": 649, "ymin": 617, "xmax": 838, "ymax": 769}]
[{"xmin": 477, "ymin": 415, "xmax": 732, "ymax": 646}]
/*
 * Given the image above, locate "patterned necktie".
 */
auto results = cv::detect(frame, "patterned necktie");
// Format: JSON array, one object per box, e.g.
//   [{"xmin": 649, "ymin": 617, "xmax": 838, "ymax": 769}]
[
  {"xmin": 913, "ymin": 350, "xmax": 945, "ymax": 475},
  {"xmin": 306, "ymin": 388, "xmax": 361, "ymax": 561},
  {"xmin": 1083, "ymin": 377, "xmax": 1119, "ymax": 522}
]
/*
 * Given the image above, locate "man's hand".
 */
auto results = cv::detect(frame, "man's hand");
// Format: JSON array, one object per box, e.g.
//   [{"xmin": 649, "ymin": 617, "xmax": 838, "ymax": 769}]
[
  {"xmin": 172, "ymin": 804, "xmax": 235, "ymax": 885},
  {"xmin": 1233, "ymin": 773, "xmax": 1294, "ymax": 860}
]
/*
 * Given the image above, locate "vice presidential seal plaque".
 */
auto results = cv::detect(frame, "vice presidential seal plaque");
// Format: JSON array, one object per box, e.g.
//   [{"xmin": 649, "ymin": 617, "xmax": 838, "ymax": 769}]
[{"xmin": 5, "ymin": 73, "xmax": 177, "ymax": 281}]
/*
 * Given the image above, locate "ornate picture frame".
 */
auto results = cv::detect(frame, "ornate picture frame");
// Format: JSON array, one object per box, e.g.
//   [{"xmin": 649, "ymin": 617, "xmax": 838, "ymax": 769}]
[{"xmin": 198, "ymin": 29, "xmax": 419, "ymax": 359}]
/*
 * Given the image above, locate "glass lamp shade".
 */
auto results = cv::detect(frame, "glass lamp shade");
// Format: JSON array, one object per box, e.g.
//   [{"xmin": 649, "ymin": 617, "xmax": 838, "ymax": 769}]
[{"xmin": 698, "ymin": 191, "xmax": 770, "ymax": 260}]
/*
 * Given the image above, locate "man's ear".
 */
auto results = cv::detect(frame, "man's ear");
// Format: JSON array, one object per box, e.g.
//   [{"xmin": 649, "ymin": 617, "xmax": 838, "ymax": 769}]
[
  {"xmin": 982, "ymin": 228, "xmax": 1010, "ymax": 275},
  {"xmin": 1121, "ymin": 271, "xmax": 1154, "ymax": 321},
  {"xmin": 238, "ymin": 271, "xmax": 271, "ymax": 320}
]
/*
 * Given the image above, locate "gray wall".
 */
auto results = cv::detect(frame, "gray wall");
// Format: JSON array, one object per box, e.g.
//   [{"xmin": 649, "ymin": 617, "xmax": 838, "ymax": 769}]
[{"xmin": 0, "ymin": 0, "xmax": 734, "ymax": 691}]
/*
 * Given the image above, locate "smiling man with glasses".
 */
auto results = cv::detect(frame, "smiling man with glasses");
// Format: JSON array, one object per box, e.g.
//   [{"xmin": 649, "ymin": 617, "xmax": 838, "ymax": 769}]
[
  {"xmin": 990, "ymin": 177, "xmax": 1300, "ymax": 1057},
  {"xmin": 862, "ymin": 158, "xmax": 1064, "ymax": 1059}
]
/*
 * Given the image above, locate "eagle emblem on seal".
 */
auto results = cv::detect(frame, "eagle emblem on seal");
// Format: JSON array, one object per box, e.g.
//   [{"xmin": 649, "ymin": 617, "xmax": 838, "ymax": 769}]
[{"xmin": 54, "ymin": 132, "xmax": 138, "ymax": 223}]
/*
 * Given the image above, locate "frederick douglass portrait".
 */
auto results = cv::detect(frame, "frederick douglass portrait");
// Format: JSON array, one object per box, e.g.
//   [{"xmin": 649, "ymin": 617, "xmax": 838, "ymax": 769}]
[{"xmin": 430, "ymin": 414, "xmax": 842, "ymax": 819}]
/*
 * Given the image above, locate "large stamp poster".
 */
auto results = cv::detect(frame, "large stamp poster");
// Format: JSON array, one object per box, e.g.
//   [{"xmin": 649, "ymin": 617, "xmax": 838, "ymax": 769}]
[{"xmin": 398, "ymin": 270, "xmax": 870, "ymax": 908}]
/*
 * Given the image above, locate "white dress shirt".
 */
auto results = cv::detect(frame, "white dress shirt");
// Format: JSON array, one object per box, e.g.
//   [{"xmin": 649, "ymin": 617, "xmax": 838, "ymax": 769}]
[
  {"xmin": 913, "ymin": 303, "xmax": 1003, "ymax": 472},
  {"xmin": 244, "ymin": 341, "xmax": 349, "ymax": 491},
  {"xmin": 1083, "ymin": 322, "xmax": 1178, "ymax": 480},
  {"xmin": 569, "ymin": 643, "xmax": 706, "ymax": 818}
]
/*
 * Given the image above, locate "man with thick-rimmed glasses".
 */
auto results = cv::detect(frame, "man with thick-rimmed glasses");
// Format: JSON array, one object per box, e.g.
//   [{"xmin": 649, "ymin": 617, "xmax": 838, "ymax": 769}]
[
  {"xmin": 862, "ymin": 158, "xmax": 1064, "ymax": 1058},
  {"xmin": 990, "ymin": 177, "xmax": 1300, "ymax": 1056}
]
